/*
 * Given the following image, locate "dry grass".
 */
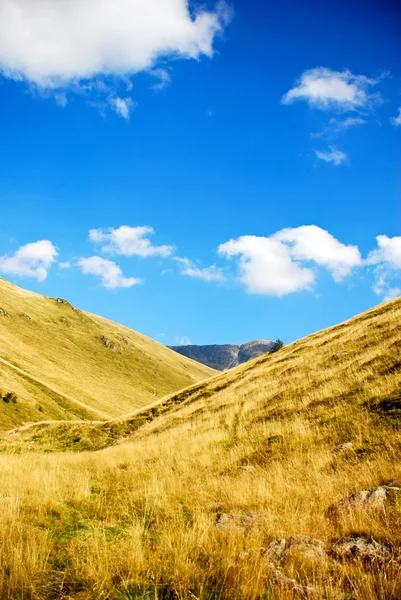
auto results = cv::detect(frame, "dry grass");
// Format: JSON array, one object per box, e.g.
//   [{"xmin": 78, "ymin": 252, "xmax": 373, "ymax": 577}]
[
  {"xmin": 0, "ymin": 298, "xmax": 400, "ymax": 598},
  {"xmin": 0, "ymin": 277, "xmax": 215, "ymax": 429}
]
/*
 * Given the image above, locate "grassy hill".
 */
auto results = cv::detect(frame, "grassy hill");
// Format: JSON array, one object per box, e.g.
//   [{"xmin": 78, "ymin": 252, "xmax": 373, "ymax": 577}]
[
  {"xmin": 0, "ymin": 277, "xmax": 215, "ymax": 429},
  {"xmin": 0, "ymin": 296, "xmax": 401, "ymax": 598}
]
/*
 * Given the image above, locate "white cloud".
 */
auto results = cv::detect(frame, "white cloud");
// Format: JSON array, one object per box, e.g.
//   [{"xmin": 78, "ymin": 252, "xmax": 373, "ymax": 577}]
[
  {"xmin": 89, "ymin": 225, "xmax": 174, "ymax": 257},
  {"xmin": 335, "ymin": 116, "xmax": 366, "ymax": 130},
  {"xmin": 77, "ymin": 256, "xmax": 141, "ymax": 289},
  {"xmin": 367, "ymin": 235, "xmax": 401, "ymax": 301},
  {"xmin": 0, "ymin": 240, "xmax": 58, "ymax": 281},
  {"xmin": 371, "ymin": 268, "xmax": 400, "ymax": 302},
  {"xmin": 314, "ymin": 146, "xmax": 347, "ymax": 165},
  {"xmin": 390, "ymin": 107, "xmax": 401, "ymax": 126},
  {"xmin": 367, "ymin": 235, "xmax": 401, "ymax": 269},
  {"xmin": 110, "ymin": 97, "xmax": 136, "ymax": 120},
  {"xmin": 0, "ymin": 0, "xmax": 231, "ymax": 109},
  {"xmin": 219, "ymin": 235, "xmax": 315, "ymax": 296},
  {"xmin": 274, "ymin": 225, "xmax": 362, "ymax": 280},
  {"xmin": 282, "ymin": 67, "xmax": 380, "ymax": 111},
  {"xmin": 367, "ymin": 235, "xmax": 401, "ymax": 300},
  {"xmin": 58, "ymin": 261, "xmax": 71, "ymax": 269},
  {"xmin": 218, "ymin": 225, "xmax": 362, "ymax": 297},
  {"xmin": 175, "ymin": 257, "xmax": 224, "ymax": 282},
  {"xmin": 179, "ymin": 336, "xmax": 191, "ymax": 345},
  {"xmin": 150, "ymin": 68, "xmax": 171, "ymax": 91}
]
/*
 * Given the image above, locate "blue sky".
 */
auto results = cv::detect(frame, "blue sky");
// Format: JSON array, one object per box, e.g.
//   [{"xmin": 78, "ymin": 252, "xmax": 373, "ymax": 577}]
[{"xmin": 0, "ymin": 0, "xmax": 400, "ymax": 346}]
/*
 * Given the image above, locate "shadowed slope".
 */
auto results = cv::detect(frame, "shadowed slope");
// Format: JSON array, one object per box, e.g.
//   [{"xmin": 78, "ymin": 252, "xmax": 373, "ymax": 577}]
[
  {"xmin": 0, "ymin": 277, "xmax": 215, "ymax": 429},
  {"xmin": 168, "ymin": 339, "xmax": 275, "ymax": 370}
]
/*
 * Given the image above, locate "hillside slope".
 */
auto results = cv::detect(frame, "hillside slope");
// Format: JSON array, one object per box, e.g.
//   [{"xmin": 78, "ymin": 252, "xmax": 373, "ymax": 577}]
[
  {"xmin": 2, "ymin": 297, "xmax": 401, "ymax": 599},
  {"xmin": 169, "ymin": 339, "xmax": 274, "ymax": 370},
  {"xmin": 0, "ymin": 277, "xmax": 215, "ymax": 429}
]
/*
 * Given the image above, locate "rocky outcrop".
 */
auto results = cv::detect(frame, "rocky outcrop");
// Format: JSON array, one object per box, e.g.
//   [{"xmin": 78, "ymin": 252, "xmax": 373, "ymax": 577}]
[
  {"xmin": 327, "ymin": 481, "xmax": 401, "ymax": 518},
  {"xmin": 329, "ymin": 537, "xmax": 390, "ymax": 562},
  {"xmin": 267, "ymin": 535, "xmax": 326, "ymax": 564},
  {"xmin": 169, "ymin": 340, "xmax": 274, "ymax": 371}
]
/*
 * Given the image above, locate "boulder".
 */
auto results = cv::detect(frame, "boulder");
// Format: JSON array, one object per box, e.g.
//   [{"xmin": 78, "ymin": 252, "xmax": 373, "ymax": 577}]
[
  {"xmin": 266, "ymin": 535, "xmax": 326, "ymax": 564},
  {"xmin": 329, "ymin": 536, "xmax": 390, "ymax": 562},
  {"xmin": 327, "ymin": 482, "xmax": 401, "ymax": 518},
  {"xmin": 267, "ymin": 538, "xmax": 286, "ymax": 561}
]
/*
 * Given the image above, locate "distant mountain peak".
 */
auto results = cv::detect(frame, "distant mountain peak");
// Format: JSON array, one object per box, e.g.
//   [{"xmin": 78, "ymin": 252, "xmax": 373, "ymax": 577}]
[{"xmin": 168, "ymin": 340, "xmax": 274, "ymax": 371}]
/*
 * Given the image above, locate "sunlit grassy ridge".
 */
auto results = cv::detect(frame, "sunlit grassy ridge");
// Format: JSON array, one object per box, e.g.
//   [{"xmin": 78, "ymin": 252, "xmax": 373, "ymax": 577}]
[
  {"xmin": 0, "ymin": 297, "xmax": 400, "ymax": 598},
  {"xmin": 0, "ymin": 277, "xmax": 215, "ymax": 429}
]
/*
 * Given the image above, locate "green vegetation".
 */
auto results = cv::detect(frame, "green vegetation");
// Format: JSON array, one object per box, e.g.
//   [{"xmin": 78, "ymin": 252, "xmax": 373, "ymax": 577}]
[{"xmin": 270, "ymin": 338, "xmax": 284, "ymax": 353}]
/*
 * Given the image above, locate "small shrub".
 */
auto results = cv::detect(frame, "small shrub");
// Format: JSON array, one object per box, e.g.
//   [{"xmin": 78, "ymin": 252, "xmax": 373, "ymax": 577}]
[
  {"xmin": 2, "ymin": 392, "xmax": 17, "ymax": 404},
  {"xmin": 270, "ymin": 339, "xmax": 284, "ymax": 353}
]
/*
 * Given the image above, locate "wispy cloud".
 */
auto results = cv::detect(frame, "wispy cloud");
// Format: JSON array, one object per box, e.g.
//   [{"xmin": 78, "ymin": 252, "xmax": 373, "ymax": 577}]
[
  {"xmin": 174, "ymin": 257, "xmax": 224, "ymax": 282},
  {"xmin": 390, "ymin": 107, "xmax": 401, "ymax": 126},
  {"xmin": 314, "ymin": 146, "xmax": 347, "ymax": 166},
  {"xmin": 367, "ymin": 235, "xmax": 401, "ymax": 300},
  {"xmin": 110, "ymin": 97, "xmax": 136, "ymax": 120},
  {"xmin": 0, "ymin": 240, "xmax": 58, "ymax": 282},
  {"xmin": 312, "ymin": 116, "xmax": 366, "ymax": 139}
]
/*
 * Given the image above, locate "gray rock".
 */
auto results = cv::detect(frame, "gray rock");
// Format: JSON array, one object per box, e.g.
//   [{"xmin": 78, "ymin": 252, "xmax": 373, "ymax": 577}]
[
  {"xmin": 327, "ymin": 483, "xmax": 401, "ymax": 517},
  {"xmin": 267, "ymin": 538, "xmax": 287, "ymax": 561},
  {"xmin": 329, "ymin": 537, "xmax": 390, "ymax": 562},
  {"xmin": 285, "ymin": 535, "xmax": 326, "ymax": 563},
  {"xmin": 266, "ymin": 535, "xmax": 326, "ymax": 564}
]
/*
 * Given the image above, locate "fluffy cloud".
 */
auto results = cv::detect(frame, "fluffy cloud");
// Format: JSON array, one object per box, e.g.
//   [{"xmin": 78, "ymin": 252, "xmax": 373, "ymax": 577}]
[
  {"xmin": 0, "ymin": 240, "xmax": 58, "ymax": 281},
  {"xmin": 274, "ymin": 226, "xmax": 362, "ymax": 280},
  {"xmin": 0, "ymin": 0, "xmax": 231, "ymax": 110},
  {"xmin": 367, "ymin": 235, "xmax": 401, "ymax": 269},
  {"xmin": 219, "ymin": 236, "xmax": 315, "ymax": 296},
  {"xmin": 390, "ymin": 108, "xmax": 401, "ymax": 126},
  {"xmin": 175, "ymin": 257, "xmax": 224, "ymax": 282},
  {"xmin": 77, "ymin": 256, "xmax": 141, "ymax": 289},
  {"xmin": 314, "ymin": 146, "xmax": 347, "ymax": 165},
  {"xmin": 89, "ymin": 225, "xmax": 174, "ymax": 257},
  {"xmin": 282, "ymin": 67, "xmax": 380, "ymax": 111},
  {"xmin": 218, "ymin": 225, "xmax": 362, "ymax": 296}
]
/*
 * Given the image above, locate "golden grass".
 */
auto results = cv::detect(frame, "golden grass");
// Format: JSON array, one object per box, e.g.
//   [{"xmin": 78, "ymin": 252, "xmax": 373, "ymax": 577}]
[
  {"xmin": 0, "ymin": 277, "xmax": 215, "ymax": 429},
  {"xmin": 0, "ymin": 297, "xmax": 400, "ymax": 598}
]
